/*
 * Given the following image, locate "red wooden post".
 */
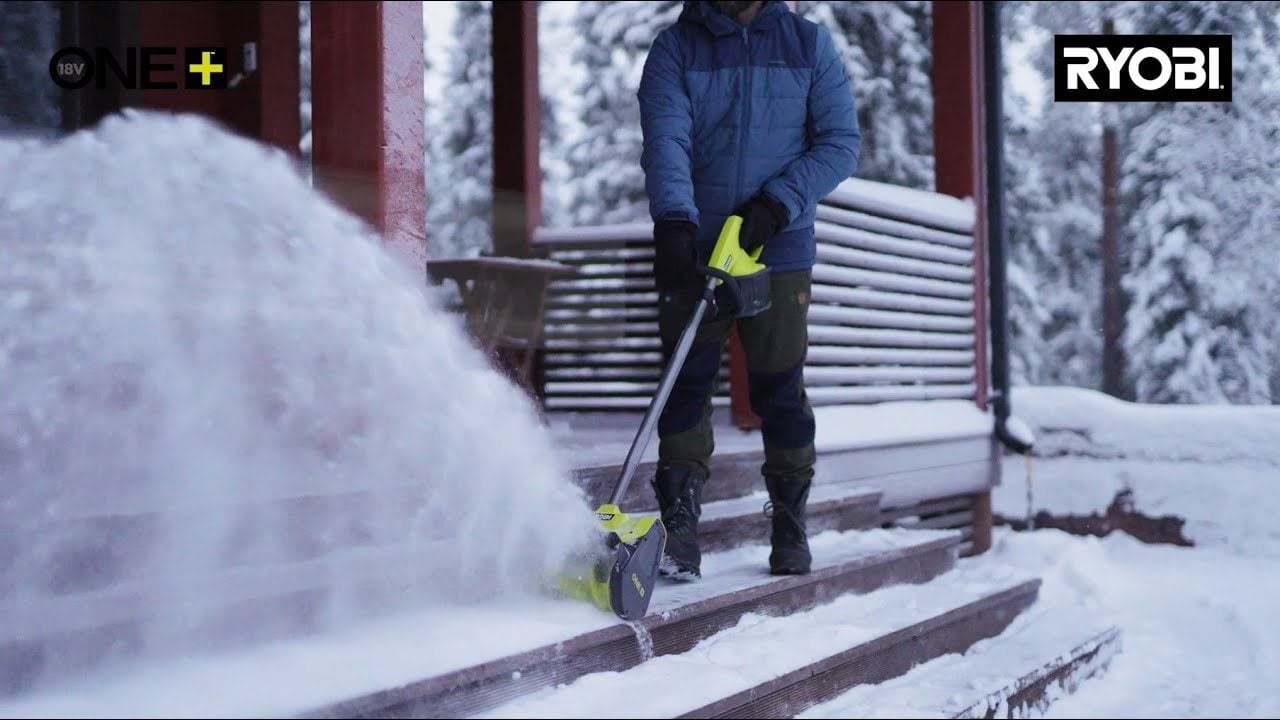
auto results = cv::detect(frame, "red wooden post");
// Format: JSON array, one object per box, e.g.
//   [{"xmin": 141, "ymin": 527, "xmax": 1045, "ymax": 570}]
[
  {"xmin": 931, "ymin": 0, "xmax": 988, "ymax": 413},
  {"xmin": 489, "ymin": 1, "xmax": 548, "ymax": 399},
  {"xmin": 491, "ymin": 0, "xmax": 541, "ymax": 257},
  {"xmin": 728, "ymin": 326, "xmax": 760, "ymax": 429},
  {"xmin": 311, "ymin": 1, "xmax": 427, "ymax": 272},
  {"xmin": 932, "ymin": 1, "xmax": 993, "ymax": 556},
  {"xmin": 255, "ymin": 1, "xmax": 302, "ymax": 156}
]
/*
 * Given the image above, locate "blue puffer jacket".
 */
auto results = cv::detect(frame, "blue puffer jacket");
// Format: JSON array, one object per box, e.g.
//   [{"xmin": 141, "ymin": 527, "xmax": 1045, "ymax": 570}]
[{"xmin": 638, "ymin": 0, "xmax": 861, "ymax": 272}]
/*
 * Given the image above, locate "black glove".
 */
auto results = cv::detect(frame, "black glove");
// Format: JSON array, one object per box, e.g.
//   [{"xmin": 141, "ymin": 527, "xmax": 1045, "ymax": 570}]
[
  {"xmin": 734, "ymin": 193, "xmax": 789, "ymax": 255},
  {"xmin": 652, "ymin": 219, "xmax": 703, "ymax": 297}
]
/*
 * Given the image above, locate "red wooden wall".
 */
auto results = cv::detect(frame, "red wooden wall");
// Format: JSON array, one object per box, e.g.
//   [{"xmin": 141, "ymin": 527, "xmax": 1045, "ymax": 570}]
[{"xmin": 131, "ymin": 1, "xmax": 300, "ymax": 157}]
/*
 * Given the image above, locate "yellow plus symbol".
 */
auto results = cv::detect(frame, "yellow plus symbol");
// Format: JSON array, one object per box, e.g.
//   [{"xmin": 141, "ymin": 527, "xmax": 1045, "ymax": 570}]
[{"xmin": 189, "ymin": 51, "xmax": 223, "ymax": 86}]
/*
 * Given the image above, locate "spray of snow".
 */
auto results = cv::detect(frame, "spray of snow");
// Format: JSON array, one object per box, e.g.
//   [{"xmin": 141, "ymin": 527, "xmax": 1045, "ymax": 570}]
[{"xmin": 0, "ymin": 110, "xmax": 601, "ymax": 696}]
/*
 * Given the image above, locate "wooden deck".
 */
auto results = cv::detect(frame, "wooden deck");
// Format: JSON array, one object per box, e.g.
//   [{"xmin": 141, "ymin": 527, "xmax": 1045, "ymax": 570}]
[{"xmin": 547, "ymin": 402, "xmax": 999, "ymax": 557}]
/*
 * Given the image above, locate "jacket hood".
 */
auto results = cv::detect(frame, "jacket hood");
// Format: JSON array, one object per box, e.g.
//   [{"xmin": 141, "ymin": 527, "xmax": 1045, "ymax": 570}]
[{"xmin": 678, "ymin": 1, "xmax": 790, "ymax": 37}]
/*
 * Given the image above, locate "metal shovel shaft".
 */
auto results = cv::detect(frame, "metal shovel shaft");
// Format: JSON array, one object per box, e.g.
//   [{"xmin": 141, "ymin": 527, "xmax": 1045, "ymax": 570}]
[{"xmin": 609, "ymin": 277, "xmax": 718, "ymax": 506}]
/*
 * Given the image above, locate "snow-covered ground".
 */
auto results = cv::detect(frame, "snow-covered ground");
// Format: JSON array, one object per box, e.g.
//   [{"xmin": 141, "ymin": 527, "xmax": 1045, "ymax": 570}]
[{"xmin": 981, "ymin": 386, "xmax": 1280, "ymax": 719}]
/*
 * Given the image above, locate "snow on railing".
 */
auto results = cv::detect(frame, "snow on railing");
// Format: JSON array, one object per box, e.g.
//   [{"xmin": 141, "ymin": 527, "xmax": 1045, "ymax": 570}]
[
  {"xmin": 810, "ymin": 286, "xmax": 971, "ymax": 316},
  {"xmin": 532, "ymin": 177, "xmax": 979, "ymax": 412},
  {"xmin": 816, "ymin": 243, "xmax": 973, "ymax": 284},
  {"xmin": 823, "ymin": 177, "xmax": 976, "ymax": 235},
  {"xmin": 808, "ymin": 325, "xmax": 975, "ymax": 349},
  {"xmin": 805, "ymin": 305, "xmax": 974, "ymax": 333},
  {"xmin": 804, "ymin": 346, "xmax": 974, "ymax": 366},
  {"xmin": 533, "ymin": 222, "xmax": 654, "ymax": 246},
  {"xmin": 815, "ymin": 222, "xmax": 973, "ymax": 265},
  {"xmin": 812, "ymin": 264, "xmax": 973, "ymax": 300}
]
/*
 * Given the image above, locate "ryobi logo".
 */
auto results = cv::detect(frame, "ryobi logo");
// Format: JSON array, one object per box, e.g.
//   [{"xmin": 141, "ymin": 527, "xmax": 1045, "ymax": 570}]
[{"xmin": 1054, "ymin": 34, "xmax": 1231, "ymax": 102}]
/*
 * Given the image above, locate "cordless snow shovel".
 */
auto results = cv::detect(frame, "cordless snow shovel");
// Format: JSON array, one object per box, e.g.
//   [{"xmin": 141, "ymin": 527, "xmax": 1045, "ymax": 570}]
[{"xmin": 556, "ymin": 214, "xmax": 770, "ymax": 622}]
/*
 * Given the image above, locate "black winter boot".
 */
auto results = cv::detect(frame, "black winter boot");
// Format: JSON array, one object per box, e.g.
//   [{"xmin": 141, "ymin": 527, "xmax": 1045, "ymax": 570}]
[
  {"xmin": 764, "ymin": 475, "xmax": 812, "ymax": 575},
  {"xmin": 651, "ymin": 461, "xmax": 707, "ymax": 580}
]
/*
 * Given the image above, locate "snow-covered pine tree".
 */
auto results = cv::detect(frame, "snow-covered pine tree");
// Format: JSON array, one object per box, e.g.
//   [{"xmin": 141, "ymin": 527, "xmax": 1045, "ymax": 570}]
[
  {"xmin": 539, "ymin": 63, "xmax": 564, "ymax": 229},
  {"xmin": 1002, "ymin": 94, "xmax": 1055, "ymax": 386},
  {"xmin": 427, "ymin": 1, "xmax": 565, "ymax": 253},
  {"xmin": 427, "ymin": 0, "xmax": 494, "ymax": 260},
  {"xmin": 563, "ymin": 0, "xmax": 682, "ymax": 226},
  {"xmin": 1254, "ymin": 20, "xmax": 1280, "ymax": 401},
  {"xmin": 1031, "ymin": 99, "xmax": 1107, "ymax": 390},
  {"xmin": 0, "ymin": 1, "xmax": 61, "ymax": 136},
  {"xmin": 975, "ymin": 0, "xmax": 1107, "ymax": 389},
  {"xmin": 1019, "ymin": 1, "xmax": 1128, "ymax": 393},
  {"xmin": 1196, "ymin": 5, "xmax": 1280, "ymax": 403},
  {"xmin": 1121, "ymin": 117, "xmax": 1270, "ymax": 405},
  {"xmin": 534, "ymin": 0, "xmax": 570, "ymax": 231},
  {"xmin": 998, "ymin": 1, "xmax": 1054, "ymax": 386},
  {"xmin": 796, "ymin": 0, "xmax": 934, "ymax": 190},
  {"xmin": 299, "ymin": 1, "xmax": 312, "ymax": 167},
  {"xmin": 1120, "ymin": 1, "xmax": 1274, "ymax": 405}
]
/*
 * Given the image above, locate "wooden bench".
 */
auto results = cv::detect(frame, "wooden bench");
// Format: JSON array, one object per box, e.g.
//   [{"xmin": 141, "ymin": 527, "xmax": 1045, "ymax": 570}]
[{"xmin": 427, "ymin": 254, "xmax": 578, "ymax": 400}]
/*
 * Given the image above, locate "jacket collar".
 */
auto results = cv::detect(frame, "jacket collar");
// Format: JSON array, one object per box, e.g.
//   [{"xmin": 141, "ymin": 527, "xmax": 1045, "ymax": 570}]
[{"xmin": 679, "ymin": 1, "xmax": 789, "ymax": 37}]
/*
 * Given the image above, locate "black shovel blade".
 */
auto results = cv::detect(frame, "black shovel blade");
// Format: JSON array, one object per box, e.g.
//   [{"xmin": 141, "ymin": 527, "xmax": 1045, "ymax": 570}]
[{"xmin": 608, "ymin": 517, "xmax": 667, "ymax": 622}]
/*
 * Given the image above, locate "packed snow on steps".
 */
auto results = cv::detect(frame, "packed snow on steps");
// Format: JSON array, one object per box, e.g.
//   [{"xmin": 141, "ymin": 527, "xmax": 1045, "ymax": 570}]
[
  {"xmin": 474, "ymin": 542, "xmax": 1033, "ymax": 719},
  {"xmin": 0, "ymin": 527, "xmax": 952, "ymax": 720},
  {"xmin": 803, "ymin": 524, "xmax": 1280, "ymax": 719},
  {"xmin": 472, "ymin": 524, "xmax": 1280, "ymax": 720}
]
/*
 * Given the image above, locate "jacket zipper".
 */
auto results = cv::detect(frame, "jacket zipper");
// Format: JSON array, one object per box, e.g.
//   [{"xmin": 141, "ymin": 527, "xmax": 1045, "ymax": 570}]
[{"xmin": 737, "ymin": 26, "xmax": 752, "ymax": 211}]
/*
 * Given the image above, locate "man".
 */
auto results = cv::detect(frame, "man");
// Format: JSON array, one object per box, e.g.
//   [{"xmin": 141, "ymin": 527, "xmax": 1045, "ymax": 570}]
[{"xmin": 637, "ymin": 0, "xmax": 861, "ymax": 580}]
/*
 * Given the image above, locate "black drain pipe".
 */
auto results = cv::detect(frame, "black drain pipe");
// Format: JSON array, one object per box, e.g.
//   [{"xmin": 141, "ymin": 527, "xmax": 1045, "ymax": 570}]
[{"xmin": 983, "ymin": 0, "xmax": 1035, "ymax": 455}]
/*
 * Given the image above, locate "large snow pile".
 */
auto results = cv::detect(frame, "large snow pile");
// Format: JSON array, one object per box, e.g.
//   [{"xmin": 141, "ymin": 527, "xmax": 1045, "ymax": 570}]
[{"xmin": 0, "ymin": 111, "xmax": 600, "ymax": 694}]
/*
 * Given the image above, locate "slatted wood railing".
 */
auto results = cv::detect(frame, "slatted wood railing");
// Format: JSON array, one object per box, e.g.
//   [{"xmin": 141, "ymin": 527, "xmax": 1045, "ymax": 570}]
[
  {"xmin": 531, "ymin": 223, "xmax": 732, "ymax": 412},
  {"xmin": 533, "ymin": 177, "xmax": 979, "ymax": 411}
]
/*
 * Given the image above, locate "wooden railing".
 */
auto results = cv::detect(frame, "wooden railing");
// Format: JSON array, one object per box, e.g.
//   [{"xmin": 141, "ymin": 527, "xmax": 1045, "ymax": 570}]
[
  {"xmin": 529, "ymin": 223, "xmax": 732, "ymax": 412},
  {"xmin": 533, "ymin": 177, "xmax": 979, "ymax": 413}
]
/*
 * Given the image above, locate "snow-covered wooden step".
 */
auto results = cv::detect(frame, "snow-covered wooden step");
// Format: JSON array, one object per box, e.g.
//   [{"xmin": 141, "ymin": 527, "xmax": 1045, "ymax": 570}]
[
  {"xmin": 472, "ymin": 559, "xmax": 1041, "ymax": 720},
  {"xmin": 636, "ymin": 485, "xmax": 882, "ymax": 554},
  {"xmin": 796, "ymin": 602, "xmax": 1121, "ymax": 719},
  {"xmin": 300, "ymin": 528, "xmax": 962, "ymax": 719}
]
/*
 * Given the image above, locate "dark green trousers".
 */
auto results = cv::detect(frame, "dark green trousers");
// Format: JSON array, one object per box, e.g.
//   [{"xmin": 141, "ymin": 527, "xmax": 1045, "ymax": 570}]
[{"xmin": 655, "ymin": 269, "xmax": 817, "ymax": 483}]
